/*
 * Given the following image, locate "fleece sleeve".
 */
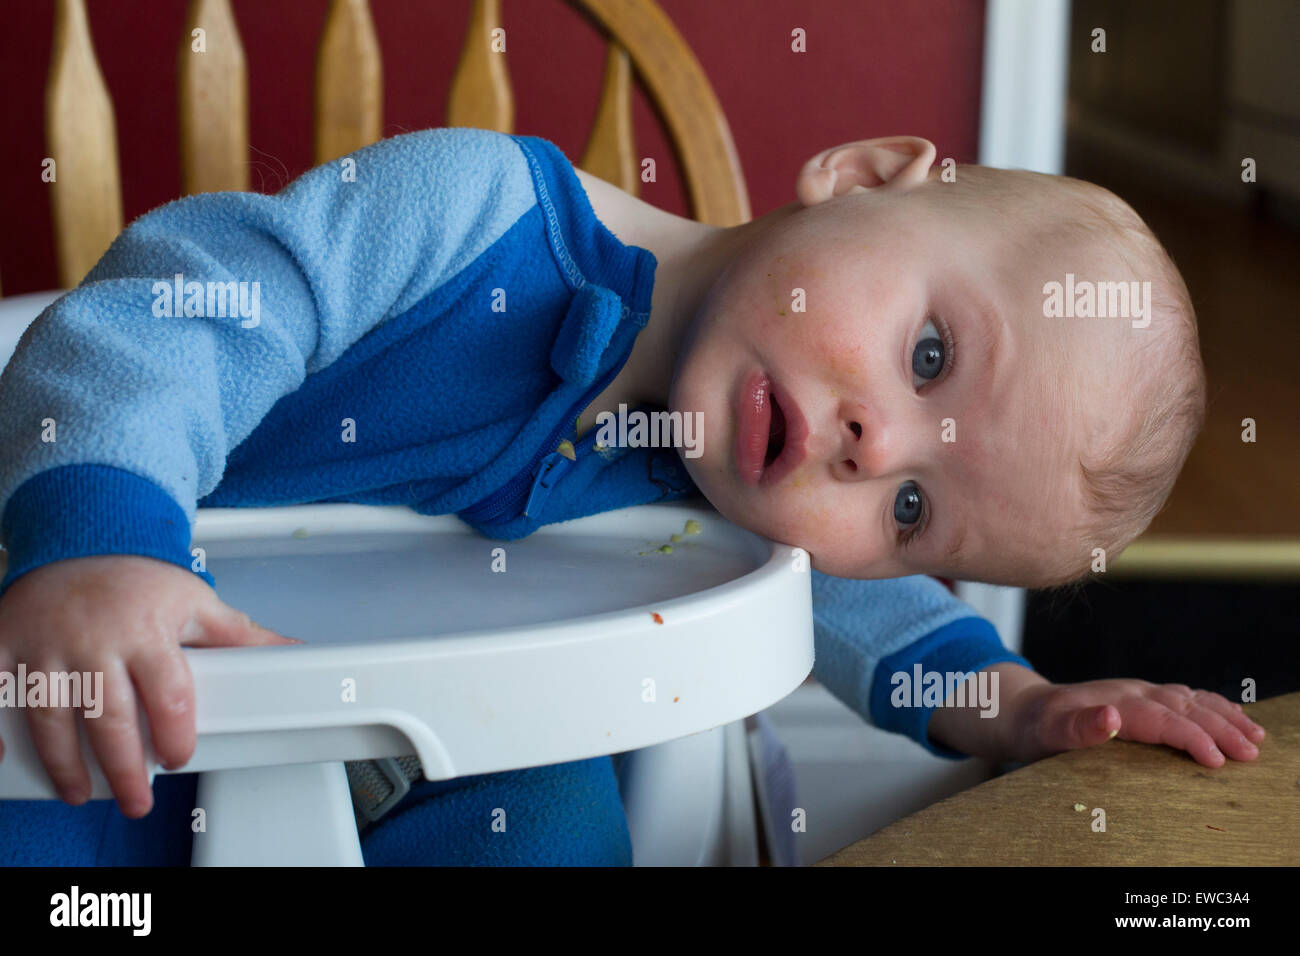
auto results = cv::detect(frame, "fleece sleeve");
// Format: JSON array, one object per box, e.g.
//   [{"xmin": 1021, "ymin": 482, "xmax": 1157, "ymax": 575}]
[
  {"xmin": 809, "ymin": 571, "xmax": 1032, "ymax": 758},
  {"xmin": 0, "ymin": 128, "xmax": 538, "ymax": 597}
]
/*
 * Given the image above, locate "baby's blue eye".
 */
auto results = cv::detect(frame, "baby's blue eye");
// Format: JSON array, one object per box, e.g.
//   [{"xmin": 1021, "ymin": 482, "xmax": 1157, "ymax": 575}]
[
  {"xmin": 894, "ymin": 481, "xmax": 922, "ymax": 526},
  {"xmin": 912, "ymin": 316, "xmax": 945, "ymax": 387}
]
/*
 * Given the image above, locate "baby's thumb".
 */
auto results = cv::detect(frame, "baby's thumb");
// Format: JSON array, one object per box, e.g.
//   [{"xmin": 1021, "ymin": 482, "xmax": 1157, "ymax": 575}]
[
  {"xmin": 181, "ymin": 603, "xmax": 302, "ymax": 648},
  {"xmin": 1056, "ymin": 704, "xmax": 1121, "ymax": 751}
]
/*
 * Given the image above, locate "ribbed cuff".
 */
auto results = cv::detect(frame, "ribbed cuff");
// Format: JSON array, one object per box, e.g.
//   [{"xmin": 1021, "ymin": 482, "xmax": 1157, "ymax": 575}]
[
  {"xmin": 0, "ymin": 464, "xmax": 216, "ymax": 598},
  {"xmin": 869, "ymin": 616, "xmax": 1032, "ymax": 759}
]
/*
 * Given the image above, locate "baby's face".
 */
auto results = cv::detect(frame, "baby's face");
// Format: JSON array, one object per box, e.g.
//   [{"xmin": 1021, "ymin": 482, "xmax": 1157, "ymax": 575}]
[{"xmin": 670, "ymin": 185, "xmax": 1128, "ymax": 583}]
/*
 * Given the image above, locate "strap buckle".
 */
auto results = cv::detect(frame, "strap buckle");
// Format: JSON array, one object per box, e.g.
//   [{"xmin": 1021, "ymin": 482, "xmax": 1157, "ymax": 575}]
[{"xmin": 350, "ymin": 757, "xmax": 413, "ymax": 825}]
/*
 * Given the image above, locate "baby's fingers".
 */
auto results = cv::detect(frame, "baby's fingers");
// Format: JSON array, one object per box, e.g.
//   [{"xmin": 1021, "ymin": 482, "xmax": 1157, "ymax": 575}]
[
  {"xmin": 24, "ymin": 669, "xmax": 93, "ymax": 805},
  {"xmin": 84, "ymin": 659, "xmax": 154, "ymax": 818},
  {"xmin": 1190, "ymin": 690, "xmax": 1265, "ymax": 745},
  {"xmin": 1147, "ymin": 687, "xmax": 1260, "ymax": 762},
  {"xmin": 0, "ymin": 646, "xmax": 12, "ymax": 765},
  {"xmin": 129, "ymin": 645, "xmax": 196, "ymax": 772},
  {"xmin": 1121, "ymin": 698, "xmax": 1241, "ymax": 767}
]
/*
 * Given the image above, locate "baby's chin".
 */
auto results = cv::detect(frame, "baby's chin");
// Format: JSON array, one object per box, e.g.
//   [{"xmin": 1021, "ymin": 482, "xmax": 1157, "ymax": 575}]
[
  {"xmin": 673, "ymin": 448, "xmax": 774, "ymax": 539},
  {"xmin": 677, "ymin": 461, "xmax": 746, "ymax": 533}
]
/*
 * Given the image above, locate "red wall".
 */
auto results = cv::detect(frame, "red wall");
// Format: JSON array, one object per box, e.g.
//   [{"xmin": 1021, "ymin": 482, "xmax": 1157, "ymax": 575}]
[{"xmin": 0, "ymin": 0, "xmax": 985, "ymax": 295}]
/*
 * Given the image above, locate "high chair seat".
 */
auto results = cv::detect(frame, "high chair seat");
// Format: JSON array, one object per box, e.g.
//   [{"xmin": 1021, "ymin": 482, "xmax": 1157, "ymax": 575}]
[{"xmin": 0, "ymin": 293, "xmax": 812, "ymax": 866}]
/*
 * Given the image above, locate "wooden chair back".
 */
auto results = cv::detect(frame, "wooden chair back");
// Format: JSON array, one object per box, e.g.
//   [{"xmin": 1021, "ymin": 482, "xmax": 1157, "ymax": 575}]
[{"xmin": 39, "ymin": 0, "xmax": 750, "ymax": 290}]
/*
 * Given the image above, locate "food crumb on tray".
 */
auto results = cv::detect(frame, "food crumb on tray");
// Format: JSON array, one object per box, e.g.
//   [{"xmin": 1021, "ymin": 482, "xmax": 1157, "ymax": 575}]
[{"xmin": 635, "ymin": 517, "xmax": 704, "ymax": 555}]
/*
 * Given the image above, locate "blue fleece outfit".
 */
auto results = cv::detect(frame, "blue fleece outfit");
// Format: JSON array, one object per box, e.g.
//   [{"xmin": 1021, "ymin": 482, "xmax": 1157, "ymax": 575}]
[{"xmin": 0, "ymin": 129, "xmax": 1029, "ymax": 865}]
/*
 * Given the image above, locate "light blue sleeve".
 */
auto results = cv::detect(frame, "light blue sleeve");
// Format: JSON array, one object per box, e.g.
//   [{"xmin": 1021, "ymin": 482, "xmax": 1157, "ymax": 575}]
[
  {"xmin": 809, "ymin": 571, "xmax": 1032, "ymax": 758},
  {"xmin": 0, "ymin": 128, "xmax": 537, "ymax": 595}
]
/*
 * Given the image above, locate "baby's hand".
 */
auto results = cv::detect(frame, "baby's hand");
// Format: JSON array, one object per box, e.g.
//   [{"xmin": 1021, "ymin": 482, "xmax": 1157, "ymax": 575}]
[
  {"xmin": 0, "ymin": 555, "xmax": 299, "ymax": 817},
  {"xmin": 1007, "ymin": 675, "xmax": 1266, "ymax": 768}
]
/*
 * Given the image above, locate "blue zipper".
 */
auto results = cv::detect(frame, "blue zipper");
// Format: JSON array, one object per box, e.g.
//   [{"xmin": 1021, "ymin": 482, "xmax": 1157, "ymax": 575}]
[
  {"xmin": 460, "ymin": 363, "xmax": 622, "ymax": 525},
  {"xmin": 522, "ymin": 417, "xmax": 607, "ymax": 517}
]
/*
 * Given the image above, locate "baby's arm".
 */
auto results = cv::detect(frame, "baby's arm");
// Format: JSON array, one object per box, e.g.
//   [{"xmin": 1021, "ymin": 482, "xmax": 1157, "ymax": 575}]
[
  {"xmin": 809, "ymin": 573, "xmax": 1263, "ymax": 768},
  {"xmin": 810, "ymin": 571, "xmax": 1029, "ymax": 756},
  {"xmin": 0, "ymin": 128, "xmax": 535, "ymax": 815},
  {"xmin": 0, "ymin": 127, "xmax": 535, "ymax": 594},
  {"xmin": 927, "ymin": 663, "xmax": 1264, "ymax": 768}
]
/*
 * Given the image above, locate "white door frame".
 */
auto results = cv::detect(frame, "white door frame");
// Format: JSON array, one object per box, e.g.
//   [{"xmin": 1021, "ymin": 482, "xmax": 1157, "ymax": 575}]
[{"xmin": 979, "ymin": 0, "xmax": 1071, "ymax": 175}]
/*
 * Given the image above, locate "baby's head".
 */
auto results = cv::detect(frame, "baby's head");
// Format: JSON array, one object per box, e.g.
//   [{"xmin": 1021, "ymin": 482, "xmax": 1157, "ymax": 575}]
[{"xmin": 669, "ymin": 136, "xmax": 1205, "ymax": 587}]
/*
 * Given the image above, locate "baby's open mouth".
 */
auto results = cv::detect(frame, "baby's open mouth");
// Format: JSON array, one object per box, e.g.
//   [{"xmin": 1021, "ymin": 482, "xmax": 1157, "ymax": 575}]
[
  {"xmin": 735, "ymin": 371, "xmax": 807, "ymax": 487},
  {"xmin": 757, "ymin": 382, "xmax": 809, "ymax": 488},
  {"xmin": 765, "ymin": 394, "xmax": 787, "ymax": 466}
]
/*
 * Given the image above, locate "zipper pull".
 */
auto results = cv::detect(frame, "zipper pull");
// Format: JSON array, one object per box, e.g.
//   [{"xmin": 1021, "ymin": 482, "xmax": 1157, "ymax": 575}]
[{"xmin": 523, "ymin": 451, "xmax": 571, "ymax": 517}]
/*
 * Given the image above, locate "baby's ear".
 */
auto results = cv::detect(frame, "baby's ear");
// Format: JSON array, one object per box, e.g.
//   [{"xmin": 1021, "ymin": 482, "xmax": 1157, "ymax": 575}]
[{"xmin": 796, "ymin": 137, "xmax": 936, "ymax": 207}]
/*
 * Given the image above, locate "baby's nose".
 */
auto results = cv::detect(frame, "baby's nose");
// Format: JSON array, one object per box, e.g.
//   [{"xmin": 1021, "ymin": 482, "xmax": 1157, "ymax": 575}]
[{"xmin": 836, "ymin": 417, "xmax": 905, "ymax": 480}]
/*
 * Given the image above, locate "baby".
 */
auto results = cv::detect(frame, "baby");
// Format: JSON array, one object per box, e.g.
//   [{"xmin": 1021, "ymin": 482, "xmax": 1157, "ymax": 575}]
[
  {"xmin": 579, "ymin": 136, "xmax": 1205, "ymax": 587},
  {"xmin": 0, "ymin": 129, "xmax": 1262, "ymax": 865}
]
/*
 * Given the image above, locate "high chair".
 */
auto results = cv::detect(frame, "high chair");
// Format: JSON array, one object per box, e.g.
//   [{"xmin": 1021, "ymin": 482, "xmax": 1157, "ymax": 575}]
[
  {"xmin": 0, "ymin": 352, "xmax": 811, "ymax": 865},
  {"xmin": 0, "ymin": 0, "xmax": 795, "ymax": 867}
]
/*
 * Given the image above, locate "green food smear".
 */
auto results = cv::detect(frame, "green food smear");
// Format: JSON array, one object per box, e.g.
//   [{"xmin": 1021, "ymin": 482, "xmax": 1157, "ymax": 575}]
[{"xmin": 635, "ymin": 520, "xmax": 703, "ymax": 556}]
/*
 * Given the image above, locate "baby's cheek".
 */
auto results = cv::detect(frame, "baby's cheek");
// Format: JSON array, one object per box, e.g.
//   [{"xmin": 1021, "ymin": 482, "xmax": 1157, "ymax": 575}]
[
  {"xmin": 772, "ymin": 485, "xmax": 837, "ymax": 547},
  {"xmin": 807, "ymin": 496, "xmax": 895, "ymax": 576}
]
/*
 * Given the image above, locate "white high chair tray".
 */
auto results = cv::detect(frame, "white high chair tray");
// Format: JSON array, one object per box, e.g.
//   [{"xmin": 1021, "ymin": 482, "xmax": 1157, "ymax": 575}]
[{"xmin": 0, "ymin": 501, "xmax": 813, "ymax": 799}]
